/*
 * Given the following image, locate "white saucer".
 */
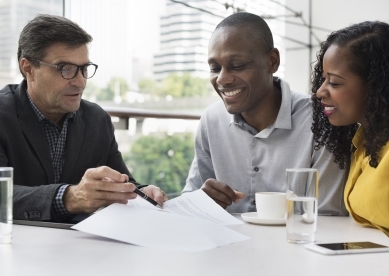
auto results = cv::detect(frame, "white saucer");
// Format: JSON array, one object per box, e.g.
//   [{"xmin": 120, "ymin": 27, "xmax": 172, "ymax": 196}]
[{"xmin": 241, "ymin": 212, "xmax": 286, "ymax": 225}]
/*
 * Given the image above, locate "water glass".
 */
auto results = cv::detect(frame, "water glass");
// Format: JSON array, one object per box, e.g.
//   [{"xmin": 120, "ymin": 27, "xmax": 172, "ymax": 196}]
[
  {"xmin": 0, "ymin": 167, "xmax": 13, "ymax": 245},
  {"xmin": 286, "ymin": 168, "xmax": 318, "ymax": 244}
]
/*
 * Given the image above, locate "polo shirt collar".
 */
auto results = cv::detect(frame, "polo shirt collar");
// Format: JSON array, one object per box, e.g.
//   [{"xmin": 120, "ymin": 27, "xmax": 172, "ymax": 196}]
[
  {"xmin": 229, "ymin": 77, "xmax": 292, "ymax": 131},
  {"xmin": 274, "ymin": 77, "xmax": 292, "ymax": 130}
]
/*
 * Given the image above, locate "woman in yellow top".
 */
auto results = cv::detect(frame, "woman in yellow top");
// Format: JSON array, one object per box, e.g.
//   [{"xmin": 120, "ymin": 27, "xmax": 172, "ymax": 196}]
[{"xmin": 311, "ymin": 21, "xmax": 389, "ymax": 236}]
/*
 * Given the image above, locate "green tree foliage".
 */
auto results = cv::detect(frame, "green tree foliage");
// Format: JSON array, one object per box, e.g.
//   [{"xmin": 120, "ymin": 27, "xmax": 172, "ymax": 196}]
[
  {"xmin": 82, "ymin": 81, "xmax": 102, "ymax": 101},
  {"xmin": 138, "ymin": 78, "xmax": 161, "ymax": 95},
  {"xmin": 162, "ymin": 72, "xmax": 213, "ymax": 97},
  {"xmin": 124, "ymin": 133, "xmax": 195, "ymax": 195},
  {"xmin": 95, "ymin": 77, "xmax": 130, "ymax": 101},
  {"xmin": 138, "ymin": 72, "xmax": 214, "ymax": 97},
  {"xmin": 160, "ymin": 73, "xmax": 184, "ymax": 97}
]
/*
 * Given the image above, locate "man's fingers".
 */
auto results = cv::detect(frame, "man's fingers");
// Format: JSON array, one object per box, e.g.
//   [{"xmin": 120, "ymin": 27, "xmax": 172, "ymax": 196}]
[
  {"xmin": 207, "ymin": 179, "xmax": 237, "ymax": 199},
  {"xmin": 140, "ymin": 185, "xmax": 168, "ymax": 205},
  {"xmin": 95, "ymin": 181, "xmax": 136, "ymax": 192},
  {"xmin": 233, "ymin": 190, "xmax": 245, "ymax": 203},
  {"xmin": 65, "ymin": 167, "xmax": 136, "ymax": 214},
  {"xmin": 213, "ymin": 198, "xmax": 228, "ymax": 209},
  {"xmin": 75, "ymin": 193, "xmax": 135, "ymax": 213},
  {"xmin": 85, "ymin": 166, "xmax": 127, "ymax": 183},
  {"xmin": 235, "ymin": 191, "xmax": 245, "ymax": 199},
  {"xmin": 83, "ymin": 199, "xmax": 129, "ymax": 213},
  {"xmin": 202, "ymin": 186, "xmax": 233, "ymax": 206},
  {"xmin": 104, "ymin": 199, "xmax": 129, "ymax": 206},
  {"xmin": 201, "ymin": 186, "xmax": 233, "ymax": 207},
  {"xmin": 202, "ymin": 178, "xmax": 238, "ymax": 206},
  {"xmin": 92, "ymin": 190, "xmax": 137, "ymax": 201}
]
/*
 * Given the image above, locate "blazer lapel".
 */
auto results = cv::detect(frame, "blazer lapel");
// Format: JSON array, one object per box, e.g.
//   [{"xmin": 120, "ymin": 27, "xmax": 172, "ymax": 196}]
[
  {"xmin": 60, "ymin": 104, "xmax": 85, "ymax": 182},
  {"xmin": 15, "ymin": 81, "xmax": 55, "ymax": 184}
]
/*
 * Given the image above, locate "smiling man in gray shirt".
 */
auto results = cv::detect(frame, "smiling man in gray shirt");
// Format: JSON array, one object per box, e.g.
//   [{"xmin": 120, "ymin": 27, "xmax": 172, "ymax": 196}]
[{"xmin": 182, "ymin": 12, "xmax": 348, "ymax": 216}]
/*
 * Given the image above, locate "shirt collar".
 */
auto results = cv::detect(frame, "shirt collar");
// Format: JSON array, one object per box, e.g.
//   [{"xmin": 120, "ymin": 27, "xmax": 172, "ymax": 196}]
[
  {"xmin": 229, "ymin": 77, "xmax": 292, "ymax": 131},
  {"xmin": 274, "ymin": 77, "xmax": 292, "ymax": 130},
  {"xmin": 352, "ymin": 125, "xmax": 364, "ymax": 149}
]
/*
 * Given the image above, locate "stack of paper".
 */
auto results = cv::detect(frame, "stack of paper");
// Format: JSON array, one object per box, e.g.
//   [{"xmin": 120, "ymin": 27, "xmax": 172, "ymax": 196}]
[{"xmin": 72, "ymin": 190, "xmax": 250, "ymax": 252}]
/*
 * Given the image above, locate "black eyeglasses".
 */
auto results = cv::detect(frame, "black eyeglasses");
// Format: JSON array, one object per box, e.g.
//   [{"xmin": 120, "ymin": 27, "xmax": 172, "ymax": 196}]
[{"xmin": 31, "ymin": 59, "xmax": 98, "ymax": 80}]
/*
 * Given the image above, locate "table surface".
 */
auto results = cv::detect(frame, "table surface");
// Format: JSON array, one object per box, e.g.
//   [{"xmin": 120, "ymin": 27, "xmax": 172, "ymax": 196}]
[{"xmin": 1, "ymin": 215, "xmax": 389, "ymax": 276}]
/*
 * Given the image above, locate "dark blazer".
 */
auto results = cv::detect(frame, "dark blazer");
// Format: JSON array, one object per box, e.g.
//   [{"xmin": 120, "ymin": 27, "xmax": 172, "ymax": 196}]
[{"xmin": 0, "ymin": 80, "xmax": 137, "ymax": 221}]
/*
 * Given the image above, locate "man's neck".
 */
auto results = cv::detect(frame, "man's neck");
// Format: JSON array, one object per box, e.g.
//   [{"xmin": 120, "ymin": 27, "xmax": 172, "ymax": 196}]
[
  {"xmin": 241, "ymin": 85, "xmax": 282, "ymax": 133},
  {"xmin": 26, "ymin": 89, "xmax": 67, "ymax": 127}
]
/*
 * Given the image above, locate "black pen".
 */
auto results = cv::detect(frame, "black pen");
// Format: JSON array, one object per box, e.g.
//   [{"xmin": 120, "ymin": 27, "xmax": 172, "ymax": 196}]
[
  {"xmin": 134, "ymin": 188, "xmax": 163, "ymax": 209},
  {"xmin": 103, "ymin": 178, "xmax": 163, "ymax": 209}
]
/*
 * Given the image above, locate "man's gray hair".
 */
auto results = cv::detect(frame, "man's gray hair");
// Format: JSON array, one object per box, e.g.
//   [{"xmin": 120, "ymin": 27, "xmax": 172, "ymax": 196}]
[{"xmin": 17, "ymin": 14, "xmax": 92, "ymax": 78}]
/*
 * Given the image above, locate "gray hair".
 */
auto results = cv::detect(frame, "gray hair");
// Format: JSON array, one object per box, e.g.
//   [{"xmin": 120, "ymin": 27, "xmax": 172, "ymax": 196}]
[{"xmin": 17, "ymin": 14, "xmax": 93, "ymax": 78}]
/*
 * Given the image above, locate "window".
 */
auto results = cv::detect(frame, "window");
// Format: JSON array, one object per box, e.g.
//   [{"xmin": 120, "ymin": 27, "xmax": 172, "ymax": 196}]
[{"xmin": 0, "ymin": 0, "xmax": 62, "ymax": 88}]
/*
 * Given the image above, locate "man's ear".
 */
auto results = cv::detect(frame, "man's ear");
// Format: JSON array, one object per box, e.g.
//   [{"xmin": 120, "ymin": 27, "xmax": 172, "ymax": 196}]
[
  {"xmin": 20, "ymin": 58, "xmax": 35, "ymax": 80},
  {"xmin": 268, "ymin": 48, "xmax": 280, "ymax": 74}
]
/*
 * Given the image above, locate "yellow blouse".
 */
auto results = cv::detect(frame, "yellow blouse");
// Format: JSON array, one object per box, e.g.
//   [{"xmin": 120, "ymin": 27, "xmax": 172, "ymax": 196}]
[{"xmin": 344, "ymin": 127, "xmax": 389, "ymax": 236}]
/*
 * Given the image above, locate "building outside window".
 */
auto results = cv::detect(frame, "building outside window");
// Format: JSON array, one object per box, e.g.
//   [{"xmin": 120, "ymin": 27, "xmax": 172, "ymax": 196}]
[{"xmin": 0, "ymin": 0, "xmax": 62, "ymax": 89}]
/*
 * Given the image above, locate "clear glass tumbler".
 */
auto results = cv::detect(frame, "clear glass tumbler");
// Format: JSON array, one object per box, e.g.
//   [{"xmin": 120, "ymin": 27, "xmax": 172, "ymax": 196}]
[
  {"xmin": 0, "ymin": 167, "xmax": 13, "ymax": 245},
  {"xmin": 286, "ymin": 168, "xmax": 318, "ymax": 244}
]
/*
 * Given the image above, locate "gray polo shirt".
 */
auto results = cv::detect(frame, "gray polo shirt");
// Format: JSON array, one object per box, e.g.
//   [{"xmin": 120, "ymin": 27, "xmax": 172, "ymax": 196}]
[{"xmin": 183, "ymin": 78, "xmax": 348, "ymax": 216}]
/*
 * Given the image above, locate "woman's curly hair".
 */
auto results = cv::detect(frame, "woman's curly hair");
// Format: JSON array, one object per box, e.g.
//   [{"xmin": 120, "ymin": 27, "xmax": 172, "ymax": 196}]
[{"xmin": 311, "ymin": 21, "xmax": 389, "ymax": 169}]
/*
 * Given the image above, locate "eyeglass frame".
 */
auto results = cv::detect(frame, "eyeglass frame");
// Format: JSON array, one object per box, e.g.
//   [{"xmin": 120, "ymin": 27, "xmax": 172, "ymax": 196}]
[{"xmin": 29, "ymin": 59, "xmax": 98, "ymax": 80}]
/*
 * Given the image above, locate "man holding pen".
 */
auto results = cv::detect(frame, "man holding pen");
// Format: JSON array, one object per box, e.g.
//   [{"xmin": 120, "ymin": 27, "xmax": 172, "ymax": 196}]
[{"xmin": 0, "ymin": 14, "xmax": 167, "ymax": 222}]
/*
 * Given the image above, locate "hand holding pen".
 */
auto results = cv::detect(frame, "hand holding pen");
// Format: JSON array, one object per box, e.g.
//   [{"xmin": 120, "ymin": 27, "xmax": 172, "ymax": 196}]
[
  {"xmin": 64, "ymin": 166, "xmax": 137, "ymax": 214},
  {"xmin": 102, "ymin": 176, "xmax": 168, "ymax": 207},
  {"xmin": 133, "ymin": 186, "xmax": 166, "ymax": 208}
]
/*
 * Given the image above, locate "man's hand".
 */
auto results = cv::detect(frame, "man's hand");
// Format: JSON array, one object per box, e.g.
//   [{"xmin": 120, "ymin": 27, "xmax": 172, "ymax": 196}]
[
  {"xmin": 63, "ymin": 166, "xmax": 137, "ymax": 214},
  {"xmin": 139, "ymin": 185, "xmax": 169, "ymax": 206},
  {"xmin": 201, "ymin": 178, "xmax": 245, "ymax": 209}
]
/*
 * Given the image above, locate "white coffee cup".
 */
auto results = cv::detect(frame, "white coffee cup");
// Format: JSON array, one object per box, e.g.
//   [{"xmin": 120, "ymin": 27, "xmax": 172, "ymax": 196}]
[{"xmin": 255, "ymin": 192, "xmax": 286, "ymax": 219}]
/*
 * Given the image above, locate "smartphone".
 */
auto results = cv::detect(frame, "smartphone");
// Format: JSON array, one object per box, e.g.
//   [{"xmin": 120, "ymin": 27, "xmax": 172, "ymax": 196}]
[{"xmin": 305, "ymin": 241, "xmax": 389, "ymax": 255}]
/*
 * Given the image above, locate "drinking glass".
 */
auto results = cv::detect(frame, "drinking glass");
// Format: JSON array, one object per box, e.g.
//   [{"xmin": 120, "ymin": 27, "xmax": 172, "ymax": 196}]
[
  {"xmin": 0, "ymin": 167, "xmax": 13, "ymax": 245},
  {"xmin": 286, "ymin": 168, "xmax": 318, "ymax": 244}
]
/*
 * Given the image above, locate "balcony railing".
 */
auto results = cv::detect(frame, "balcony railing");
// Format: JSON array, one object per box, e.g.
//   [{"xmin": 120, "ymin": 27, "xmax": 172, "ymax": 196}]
[{"xmin": 102, "ymin": 106, "xmax": 201, "ymax": 130}]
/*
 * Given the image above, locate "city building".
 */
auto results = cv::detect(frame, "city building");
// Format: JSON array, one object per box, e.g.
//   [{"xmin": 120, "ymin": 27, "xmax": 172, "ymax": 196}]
[
  {"xmin": 0, "ymin": 0, "xmax": 62, "ymax": 88},
  {"xmin": 65, "ymin": 0, "xmax": 133, "ymax": 89},
  {"xmin": 153, "ymin": 0, "xmax": 286, "ymax": 81}
]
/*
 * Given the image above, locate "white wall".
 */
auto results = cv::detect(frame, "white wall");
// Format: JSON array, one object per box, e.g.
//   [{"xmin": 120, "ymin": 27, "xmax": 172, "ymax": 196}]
[{"xmin": 282, "ymin": 0, "xmax": 389, "ymax": 94}]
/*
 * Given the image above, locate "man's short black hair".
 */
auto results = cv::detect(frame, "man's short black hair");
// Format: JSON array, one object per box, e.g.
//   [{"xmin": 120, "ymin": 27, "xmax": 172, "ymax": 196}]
[{"xmin": 215, "ymin": 12, "xmax": 274, "ymax": 53}]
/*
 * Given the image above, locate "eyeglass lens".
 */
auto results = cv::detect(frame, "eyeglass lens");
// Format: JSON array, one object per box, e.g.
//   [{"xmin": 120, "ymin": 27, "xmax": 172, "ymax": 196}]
[{"xmin": 61, "ymin": 64, "xmax": 97, "ymax": 79}]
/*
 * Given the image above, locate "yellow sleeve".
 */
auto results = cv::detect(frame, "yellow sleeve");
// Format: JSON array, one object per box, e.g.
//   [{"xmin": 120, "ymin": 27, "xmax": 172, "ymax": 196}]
[{"xmin": 345, "ymin": 142, "xmax": 389, "ymax": 236}]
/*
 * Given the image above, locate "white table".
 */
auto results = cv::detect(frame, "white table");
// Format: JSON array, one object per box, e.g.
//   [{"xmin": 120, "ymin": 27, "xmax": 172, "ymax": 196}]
[{"xmin": 1, "ymin": 216, "xmax": 389, "ymax": 276}]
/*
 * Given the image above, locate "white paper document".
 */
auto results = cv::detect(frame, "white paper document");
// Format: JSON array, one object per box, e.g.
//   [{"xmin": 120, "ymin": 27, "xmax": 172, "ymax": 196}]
[
  {"xmin": 128, "ymin": 189, "xmax": 243, "ymax": 225},
  {"xmin": 72, "ymin": 190, "xmax": 249, "ymax": 252}
]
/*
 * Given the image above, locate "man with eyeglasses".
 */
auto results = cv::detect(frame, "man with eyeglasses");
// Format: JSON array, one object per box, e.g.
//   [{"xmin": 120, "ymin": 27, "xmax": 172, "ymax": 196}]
[{"xmin": 0, "ymin": 14, "xmax": 167, "ymax": 222}]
